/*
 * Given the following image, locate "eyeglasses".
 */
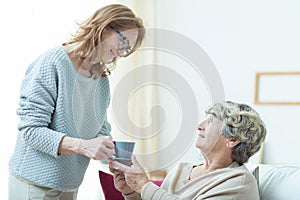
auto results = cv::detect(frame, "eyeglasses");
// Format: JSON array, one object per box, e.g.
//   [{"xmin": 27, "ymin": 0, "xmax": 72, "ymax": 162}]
[
  {"xmin": 112, "ymin": 26, "xmax": 132, "ymax": 57},
  {"xmin": 101, "ymin": 27, "xmax": 132, "ymax": 77}
]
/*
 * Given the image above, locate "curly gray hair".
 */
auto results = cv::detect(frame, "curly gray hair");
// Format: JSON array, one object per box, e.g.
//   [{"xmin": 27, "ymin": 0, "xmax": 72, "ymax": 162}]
[{"xmin": 205, "ymin": 101, "xmax": 267, "ymax": 164}]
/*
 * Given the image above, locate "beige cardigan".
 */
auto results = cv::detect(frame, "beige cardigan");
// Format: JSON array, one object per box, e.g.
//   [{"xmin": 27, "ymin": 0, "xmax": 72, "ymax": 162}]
[{"xmin": 124, "ymin": 161, "xmax": 259, "ymax": 200}]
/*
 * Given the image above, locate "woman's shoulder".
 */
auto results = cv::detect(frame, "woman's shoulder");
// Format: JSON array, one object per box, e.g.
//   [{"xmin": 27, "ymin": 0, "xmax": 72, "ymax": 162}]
[
  {"xmin": 22, "ymin": 46, "xmax": 70, "ymax": 83},
  {"xmin": 26, "ymin": 46, "xmax": 68, "ymax": 72},
  {"xmin": 220, "ymin": 163, "xmax": 257, "ymax": 185},
  {"xmin": 38, "ymin": 46, "xmax": 68, "ymax": 64}
]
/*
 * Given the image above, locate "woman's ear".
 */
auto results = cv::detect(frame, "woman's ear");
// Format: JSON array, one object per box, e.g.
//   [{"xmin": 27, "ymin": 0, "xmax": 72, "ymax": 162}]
[{"xmin": 226, "ymin": 138, "xmax": 240, "ymax": 148}]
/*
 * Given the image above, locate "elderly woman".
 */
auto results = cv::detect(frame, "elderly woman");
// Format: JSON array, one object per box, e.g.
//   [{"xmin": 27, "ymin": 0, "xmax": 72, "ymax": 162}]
[{"xmin": 110, "ymin": 101, "xmax": 267, "ymax": 200}]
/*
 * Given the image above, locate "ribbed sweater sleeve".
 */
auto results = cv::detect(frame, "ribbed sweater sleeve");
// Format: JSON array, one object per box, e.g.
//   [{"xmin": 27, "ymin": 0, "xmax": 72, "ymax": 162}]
[
  {"xmin": 17, "ymin": 51, "xmax": 65, "ymax": 157},
  {"xmin": 97, "ymin": 117, "xmax": 112, "ymax": 137}
]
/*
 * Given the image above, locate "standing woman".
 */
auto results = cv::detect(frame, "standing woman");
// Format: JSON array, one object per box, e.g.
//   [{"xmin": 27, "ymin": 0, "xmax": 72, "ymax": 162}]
[{"xmin": 8, "ymin": 4, "xmax": 145, "ymax": 199}]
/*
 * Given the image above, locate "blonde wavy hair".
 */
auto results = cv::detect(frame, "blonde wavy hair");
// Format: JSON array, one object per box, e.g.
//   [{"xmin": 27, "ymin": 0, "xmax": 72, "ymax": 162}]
[
  {"xmin": 63, "ymin": 4, "xmax": 145, "ymax": 77},
  {"xmin": 205, "ymin": 101, "xmax": 267, "ymax": 164}
]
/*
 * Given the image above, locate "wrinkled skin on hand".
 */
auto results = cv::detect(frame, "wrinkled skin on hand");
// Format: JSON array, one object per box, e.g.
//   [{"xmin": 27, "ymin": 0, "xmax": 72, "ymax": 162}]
[{"xmin": 109, "ymin": 155, "xmax": 149, "ymax": 194}]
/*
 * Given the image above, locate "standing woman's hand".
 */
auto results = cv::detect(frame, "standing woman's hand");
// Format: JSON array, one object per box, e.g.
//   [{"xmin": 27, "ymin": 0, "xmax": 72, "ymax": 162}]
[
  {"xmin": 83, "ymin": 136, "xmax": 115, "ymax": 160},
  {"xmin": 59, "ymin": 136, "xmax": 115, "ymax": 161}
]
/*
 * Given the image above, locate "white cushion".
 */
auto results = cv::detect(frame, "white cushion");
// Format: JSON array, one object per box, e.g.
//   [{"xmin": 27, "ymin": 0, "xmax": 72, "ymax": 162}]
[{"xmin": 258, "ymin": 164, "xmax": 300, "ymax": 200}]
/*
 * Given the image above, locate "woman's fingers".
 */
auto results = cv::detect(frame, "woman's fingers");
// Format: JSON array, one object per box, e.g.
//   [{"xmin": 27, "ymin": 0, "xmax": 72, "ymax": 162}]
[{"xmin": 110, "ymin": 160, "xmax": 132, "ymax": 172}]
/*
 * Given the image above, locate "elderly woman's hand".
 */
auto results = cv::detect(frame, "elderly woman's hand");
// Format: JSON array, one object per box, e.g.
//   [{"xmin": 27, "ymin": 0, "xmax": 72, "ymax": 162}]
[
  {"xmin": 109, "ymin": 155, "xmax": 149, "ymax": 194},
  {"xmin": 109, "ymin": 167, "xmax": 135, "ymax": 195}
]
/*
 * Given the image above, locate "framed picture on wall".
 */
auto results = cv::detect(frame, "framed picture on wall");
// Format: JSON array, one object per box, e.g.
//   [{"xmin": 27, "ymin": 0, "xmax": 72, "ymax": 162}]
[{"xmin": 254, "ymin": 71, "xmax": 300, "ymax": 105}]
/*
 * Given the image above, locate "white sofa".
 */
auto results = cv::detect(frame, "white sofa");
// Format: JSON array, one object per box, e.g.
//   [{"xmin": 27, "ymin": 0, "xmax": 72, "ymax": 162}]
[{"xmin": 253, "ymin": 164, "xmax": 300, "ymax": 200}]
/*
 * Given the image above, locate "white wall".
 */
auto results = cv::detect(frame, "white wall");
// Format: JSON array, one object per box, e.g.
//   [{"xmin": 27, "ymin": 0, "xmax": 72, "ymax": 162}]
[{"xmin": 154, "ymin": 0, "xmax": 300, "ymax": 167}]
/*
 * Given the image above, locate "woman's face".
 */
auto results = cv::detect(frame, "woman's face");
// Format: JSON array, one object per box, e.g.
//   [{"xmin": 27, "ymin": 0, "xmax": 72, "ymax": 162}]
[
  {"xmin": 100, "ymin": 28, "xmax": 139, "ymax": 64},
  {"xmin": 195, "ymin": 114, "xmax": 227, "ymax": 156}
]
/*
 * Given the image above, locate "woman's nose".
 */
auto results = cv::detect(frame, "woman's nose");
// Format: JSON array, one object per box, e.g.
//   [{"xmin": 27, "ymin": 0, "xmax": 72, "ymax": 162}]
[
  {"xmin": 112, "ymin": 48, "xmax": 122, "ymax": 58},
  {"xmin": 110, "ymin": 49, "xmax": 117, "ymax": 58},
  {"xmin": 197, "ymin": 125, "xmax": 205, "ymax": 131},
  {"xmin": 107, "ymin": 50, "xmax": 119, "ymax": 63}
]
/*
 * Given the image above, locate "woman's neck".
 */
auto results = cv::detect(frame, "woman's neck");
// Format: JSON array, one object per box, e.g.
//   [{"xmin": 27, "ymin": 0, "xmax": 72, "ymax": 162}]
[
  {"xmin": 189, "ymin": 157, "xmax": 234, "ymax": 180},
  {"xmin": 202, "ymin": 157, "xmax": 234, "ymax": 171},
  {"xmin": 64, "ymin": 44, "xmax": 95, "ymax": 77}
]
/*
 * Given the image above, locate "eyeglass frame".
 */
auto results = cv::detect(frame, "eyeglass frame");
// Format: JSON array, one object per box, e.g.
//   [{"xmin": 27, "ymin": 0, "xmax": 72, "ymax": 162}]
[{"xmin": 110, "ymin": 26, "xmax": 132, "ymax": 57}]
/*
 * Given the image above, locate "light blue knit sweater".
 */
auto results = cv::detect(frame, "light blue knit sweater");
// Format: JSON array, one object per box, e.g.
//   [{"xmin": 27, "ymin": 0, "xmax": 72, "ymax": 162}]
[{"xmin": 9, "ymin": 46, "xmax": 111, "ymax": 191}]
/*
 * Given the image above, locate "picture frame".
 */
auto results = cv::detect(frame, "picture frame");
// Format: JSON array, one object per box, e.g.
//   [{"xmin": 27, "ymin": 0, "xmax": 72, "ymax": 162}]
[{"xmin": 254, "ymin": 71, "xmax": 300, "ymax": 105}]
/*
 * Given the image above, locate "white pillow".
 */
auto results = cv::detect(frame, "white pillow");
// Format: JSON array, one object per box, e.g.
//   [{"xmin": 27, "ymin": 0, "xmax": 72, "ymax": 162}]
[{"xmin": 258, "ymin": 164, "xmax": 300, "ymax": 200}]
